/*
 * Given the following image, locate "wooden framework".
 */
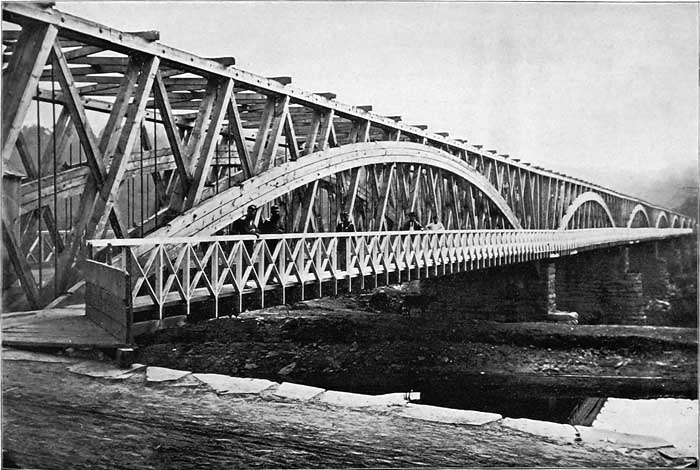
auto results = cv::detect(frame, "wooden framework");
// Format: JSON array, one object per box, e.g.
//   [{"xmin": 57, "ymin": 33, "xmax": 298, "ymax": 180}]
[
  {"xmin": 89, "ymin": 227, "xmax": 693, "ymax": 321},
  {"xmin": 1, "ymin": 3, "xmax": 694, "ymax": 309}
]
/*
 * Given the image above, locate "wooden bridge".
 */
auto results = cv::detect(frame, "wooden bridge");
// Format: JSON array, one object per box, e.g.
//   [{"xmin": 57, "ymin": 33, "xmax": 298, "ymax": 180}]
[{"xmin": 2, "ymin": 3, "xmax": 695, "ymax": 323}]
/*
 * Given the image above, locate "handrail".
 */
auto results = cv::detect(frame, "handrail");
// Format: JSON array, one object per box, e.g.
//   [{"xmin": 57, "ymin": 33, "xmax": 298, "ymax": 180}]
[{"xmin": 87, "ymin": 228, "xmax": 693, "ymax": 318}]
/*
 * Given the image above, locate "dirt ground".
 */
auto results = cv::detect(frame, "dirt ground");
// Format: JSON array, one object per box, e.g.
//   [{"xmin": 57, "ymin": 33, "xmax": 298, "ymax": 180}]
[
  {"xmin": 2, "ymin": 359, "xmax": 677, "ymax": 469},
  {"xmin": 3, "ymin": 294, "xmax": 696, "ymax": 468},
  {"xmin": 135, "ymin": 295, "xmax": 697, "ymax": 399}
]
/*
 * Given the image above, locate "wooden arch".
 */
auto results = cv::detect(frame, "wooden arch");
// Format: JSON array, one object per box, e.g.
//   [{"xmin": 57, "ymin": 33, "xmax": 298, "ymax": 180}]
[
  {"xmin": 626, "ymin": 204, "xmax": 651, "ymax": 228},
  {"xmin": 655, "ymin": 211, "xmax": 669, "ymax": 228},
  {"xmin": 671, "ymin": 215, "xmax": 681, "ymax": 228},
  {"xmin": 146, "ymin": 142, "xmax": 523, "ymax": 239},
  {"xmin": 559, "ymin": 191, "xmax": 616, "ymax": 230}
]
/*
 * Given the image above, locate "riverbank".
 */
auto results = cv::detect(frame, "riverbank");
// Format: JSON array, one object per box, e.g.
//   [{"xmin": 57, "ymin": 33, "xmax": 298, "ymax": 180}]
[
  {"xmin": 135, "ymin": 295, "xmax": 697, "ymax": 400},
  {"xmin": 2, "ymin": 353, "xmax": 685, "ymax": 469}
]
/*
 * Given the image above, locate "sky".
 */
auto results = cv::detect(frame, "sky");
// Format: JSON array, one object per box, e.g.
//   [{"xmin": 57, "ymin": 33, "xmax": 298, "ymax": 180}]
[{"xmin": 57, "ymin": 1, "xmax": 698, "ymax": 204}]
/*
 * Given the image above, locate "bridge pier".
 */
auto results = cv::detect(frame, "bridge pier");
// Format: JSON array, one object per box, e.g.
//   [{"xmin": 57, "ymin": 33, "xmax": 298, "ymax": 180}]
[
  {"xmin": 555, "ymin": 247, "xmax": 646, "ymax": 325},
  {"xmin": 419, "ymin": 261, "xmax": 556, "ymax": 323},
  {"xmin": 418, "ymin": 243, "xmax": 683, "ymax": 326},
  {"xmin": 628, "ymin": 243, "xmax": 671, "ymax": 300}
]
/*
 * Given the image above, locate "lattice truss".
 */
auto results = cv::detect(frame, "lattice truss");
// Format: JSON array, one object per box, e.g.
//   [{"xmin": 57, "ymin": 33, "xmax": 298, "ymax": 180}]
[{"xmin": 1, "ymin": 3, "xmax": 692, "ymax": 309}]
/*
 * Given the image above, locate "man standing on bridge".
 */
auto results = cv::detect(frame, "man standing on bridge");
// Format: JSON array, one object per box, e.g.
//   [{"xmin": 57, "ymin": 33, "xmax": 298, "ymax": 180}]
[
  {"xmin": 336, "ymin": 211, "xmax": 355, "ymax": 272},
  {"xmin": 336, "ymin": 211, "xmax": 356, "ymax": 232},
  {"xmin": 261, "ymin": 205, "xmax": 284, "ymax": 252},
  {"xmin": 261, "ymin": 205, "xmax": 284, "ymax": 235},
  {"xmin": 402, "ymin": 211, "xmax": 423, "ymax": 231},
  {"xmin": 232, "ymin": 205, "xmax": 260, "ymax": 236}
]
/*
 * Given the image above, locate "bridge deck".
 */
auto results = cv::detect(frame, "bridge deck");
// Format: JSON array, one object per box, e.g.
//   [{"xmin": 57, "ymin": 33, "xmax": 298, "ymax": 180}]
[{"xmin": 2, "ymin": 305, "xmax": 126, "ymax": 349}]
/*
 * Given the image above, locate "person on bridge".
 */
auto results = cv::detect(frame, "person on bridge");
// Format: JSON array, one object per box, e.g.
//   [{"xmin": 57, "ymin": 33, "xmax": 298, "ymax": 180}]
[
  {"xmin": 261, "ymin": 205, "xmax": 284, "ymax": 234},
  {"xmin": 231, "ymin": 205, "xmax": 260, "ymax": 236},
  {"xmin": 336, "ymin": 211, "xmax": 355, "ymax": 271},
  {"xmin": 402, "ymin": 212, "xmax": 423, "ymax": 231},
  {"xmin": 336, "ymin": 211, "xmax": 356, "ymax": 232},
  {"xmin": 261, "ymin": 205, "xmax": 284, "ymax": 253},
  {"xmin": 426, "ymin": 215, "xmax": 445, "ymax": 231}
]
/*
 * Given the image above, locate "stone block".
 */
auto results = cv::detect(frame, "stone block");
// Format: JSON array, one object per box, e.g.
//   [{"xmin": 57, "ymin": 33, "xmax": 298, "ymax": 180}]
[
  {"xmin": 546, "ymin": 311, "xmax": 578, "ymax": 324},
  {"xmin": 193, "ymin": 374, "xmax": 277, "ymax": 395},
  {"xmin": 501, "ymin": 417, "xmax": 578, "ymax": 443},
  {"xmin": 146, "ymin": 366, "xmax": 191, "ymax": 382},
  {"xmin": 319, "ymin": 390, "xmax": 409, "ymax": 407},
  {"xmin": 68, "ymin": 361, "xmax": 145, "ymax": 379},
  {"xmin": 273, "ymin": 382, "xmax": 325, "ymax": 401},
  {"xmin": 578, "ymin": 427, "xmax": 672, "ymax": 450},
  {"xmin": 400, "ymin": 404, "xmax": 501, "ymax": 425}
]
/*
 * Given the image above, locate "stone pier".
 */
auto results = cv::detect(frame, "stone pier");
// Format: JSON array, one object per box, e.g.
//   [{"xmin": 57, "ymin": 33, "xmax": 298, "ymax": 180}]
[{"xmin": 418, "ymin": 236, "xmax": 695, "ymax": 326}]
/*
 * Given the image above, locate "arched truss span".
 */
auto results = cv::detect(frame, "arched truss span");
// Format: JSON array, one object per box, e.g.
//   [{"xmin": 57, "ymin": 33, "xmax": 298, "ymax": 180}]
[
  {"xmin": 626, "ymin": 204, "xmax": 651, "ymax": 228},
  {"xmin": 559, "ymin": 191, "xmax": 616, "ymax": 230},
  {"xmin": 148, "ymin": 142, "xmax": 522, "ymax": 239},
  {"xmin": 671, "ymin": 215, "xmax": 681, "ymax": 228},
  {"xmin": 655, "ymin": 211, "xmax": 669, "ymax": 228}
]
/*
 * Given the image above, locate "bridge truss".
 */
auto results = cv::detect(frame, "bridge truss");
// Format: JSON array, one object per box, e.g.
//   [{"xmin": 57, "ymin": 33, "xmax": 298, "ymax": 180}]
[{"xmin": 1, "ymin": 3, "xmax": 694, "ymax": 310}]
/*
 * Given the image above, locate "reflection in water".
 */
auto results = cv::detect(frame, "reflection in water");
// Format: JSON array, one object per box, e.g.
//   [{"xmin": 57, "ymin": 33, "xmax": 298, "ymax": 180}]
[
  {"xmin": 420, "ymin": 385, "xmax": 698, "ymax": 458},
  {"xmin": 592, "ymin": 398, "xmax": 698, "ymax": 458}
]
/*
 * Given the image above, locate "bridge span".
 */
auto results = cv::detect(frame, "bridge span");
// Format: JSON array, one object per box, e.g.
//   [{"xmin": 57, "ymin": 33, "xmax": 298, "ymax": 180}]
[
  {"xmin": 86, "ymin": 227, "xmax": 691, "ymax": 337},
  {"xmin": 1, "ymin": 3, "xmax": 695, "ymax": 317}
]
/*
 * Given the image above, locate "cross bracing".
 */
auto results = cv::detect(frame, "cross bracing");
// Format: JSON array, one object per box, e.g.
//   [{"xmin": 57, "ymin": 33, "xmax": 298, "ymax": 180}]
[{"xmin": 1, "ymin": 3, "xmax": 694, "ymax": 310}]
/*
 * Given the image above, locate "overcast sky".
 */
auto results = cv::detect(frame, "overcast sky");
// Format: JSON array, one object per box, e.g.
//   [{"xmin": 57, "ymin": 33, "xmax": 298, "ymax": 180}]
[{"xmin": 57, "ymin": 1, "xmax": 698, "ymax": 199}]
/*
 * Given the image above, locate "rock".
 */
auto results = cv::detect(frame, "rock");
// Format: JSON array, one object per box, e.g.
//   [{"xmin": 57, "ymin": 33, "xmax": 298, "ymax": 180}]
[
  {"xmin": 244, "ymin": 362, "xmax": 259, "ymax": 370},
  {"xmin": 546, "ymin": 311, "xmax": 579, "ymax": 324},
  {"xmin": 319, "ymin": 390, "xmax": 409, "ymax": 407},
  {"xmin": 192, "ymin": 374, "xmax": 277, "ymax": 394},
  {"xmin": 68, "ymin": 361, "xmax": 145, "ymax": 380},
  {"xmin": 146, "ymin": 366, "xmax": 191, "ymax": 382},
  {"xmin": 278, "ymin": 362, "xmax": 297, "ymax": 375},
  {"xmin": 501, "ymin": 418, "xmax": 579, "ymax": 443},
  {"xmin": 273, "ymin": 382, "xmax": 325, "ymax": 401},
  {"xmin": 578, "ymin": 427, "xmax": 672, "ymax": 450},
  {"xmin": 401, "ymin": 404, "xmax": 501, "ymax": 425}
]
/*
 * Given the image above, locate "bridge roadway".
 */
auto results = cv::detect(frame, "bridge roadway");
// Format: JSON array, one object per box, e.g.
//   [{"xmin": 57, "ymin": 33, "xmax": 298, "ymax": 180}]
[
  {"xmin": 86, "ymin": 227, "xmax": 691, "ymax": 334},
  {"xmin": 1, "ymin": 3, "xmax": 695, "ymax": 312}
]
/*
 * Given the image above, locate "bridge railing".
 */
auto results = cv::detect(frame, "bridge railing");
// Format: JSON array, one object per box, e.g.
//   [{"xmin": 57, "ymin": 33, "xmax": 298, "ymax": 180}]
[{"xmin": 87, "ymin": 228, "xmax": 691, "ymax": 320}]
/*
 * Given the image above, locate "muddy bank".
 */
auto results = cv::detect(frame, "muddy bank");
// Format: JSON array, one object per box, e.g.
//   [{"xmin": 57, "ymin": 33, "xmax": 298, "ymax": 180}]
[
  {"xmin": 3, "ymin": 359, "xmax": 676, "ymax": 469},
  {"xmin": 135, "ymin": 297, "xmax": 697, "ymax": 399}
]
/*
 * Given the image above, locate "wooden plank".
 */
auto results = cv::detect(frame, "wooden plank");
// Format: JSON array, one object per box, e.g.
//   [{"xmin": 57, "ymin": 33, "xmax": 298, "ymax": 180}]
[
  {"xmin": 378, "ymin": 163, "xmax": 396, "ymax": 230},
  {"xmin": 227, "ymin": 91, "xmax": 254, "ymax": 178},
  {"xmin": 294, "ymin": 180, "xmax": 319, "ymax": 233},
  {"xmin": 15, "ymin": 131, "xmax": 37, "ymax": 179},
  {"xmin": 344, "ymin": 167, "xmax": 361, "ymax": 222},
  {"xmin": 2, "ymin": 22, "xmax": 58, "ymax": 158},
  {"xmin": 250, "ymin": 96, "xmax": 277, "ymax": 170},
  {"xmin": 51, "ymin": 41, "xmax": 107, "ymax": 185},
  {"xmin": 186, "ymin": 79, "xmax": 234, "ymax": 207},
  {"xmin": 62, "ymin": 44, "xmax": 102, "ymax": 60},
  {"xmin": 38, "ymin": 106, "xmax": 71, "ymax": 170},
  {"xmin": 83, "ymin": 259, "xmax": 127, "ymax": 298},
  {"xmin": 316, "ymin": 109, "xmax": 335, "ymax": 152},
  {"xmin": 283, "ymin": 111, "xmax": 299, "ymax": 162},
  {"xmin": 302, "ymin": 111, "xmax": 322, "ymax": 156},
  {"xmin": 88, "ymin": 55, "xmax": 160, "ymax": 238},
  {"xmin": 2, "ymin": 215, "xmax": 41, "ymax": 309},
  {"xmin": 152, "ymin": 70, "xmax": 189, "ymax": 186},
  {"xmin": 253, "ymin": 95, "xmax": 289, "ymax": 174},
  {"xmin": 51, "ymin": 39, "xmax": 130, "ymax": 258}
]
